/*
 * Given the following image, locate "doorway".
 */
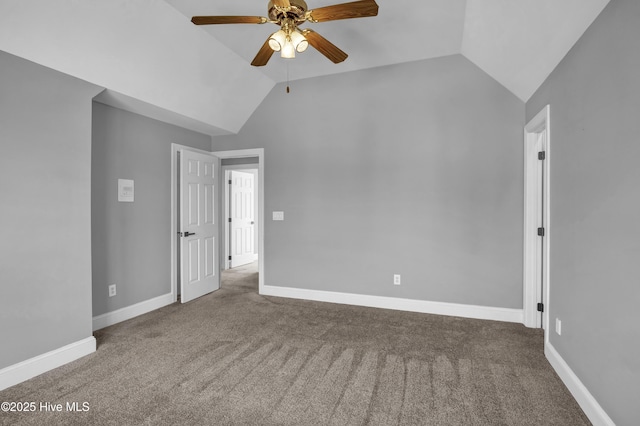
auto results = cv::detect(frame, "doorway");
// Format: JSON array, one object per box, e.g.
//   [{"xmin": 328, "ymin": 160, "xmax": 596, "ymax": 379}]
[
  {"xmin": 224, "ymin": 167, "xmax": 258, "ymax": 270},
  {"xmin": 523, "ymin": 106, "xmax": 550, "ymax": 332},
  {"xmin": 171, "ymin": 147, "xmax": 265, "ymax": 301}
]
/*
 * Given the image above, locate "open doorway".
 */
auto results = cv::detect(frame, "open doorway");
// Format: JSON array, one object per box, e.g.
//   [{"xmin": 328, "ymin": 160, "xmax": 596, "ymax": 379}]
[
  {"xmin": 170, "ymin": 147, "xmax": 264, "ymax": 303},
  {"xmin": 213, "ymin": 149, "xmax": 264, "ymax": 295},
  {"xmin": 221, "ymin": 162, "xmax": 259, "ymax": 292},
  {"xmin": 223, "ymin": 165, "xmax": 258, "ymax": 270}
]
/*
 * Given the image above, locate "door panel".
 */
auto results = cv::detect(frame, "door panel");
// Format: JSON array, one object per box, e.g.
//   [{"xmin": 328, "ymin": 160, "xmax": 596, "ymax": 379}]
[
  {"xmin": 205, "ymin": 237, "xmax": 215, "ymax": 278},
  {"xmin": 180, "ymin": 149, "xmax": 220, "ymax": 303},
  {"xmin": 188, "ymin": 239, "xmax": 199, "ymax": 283},
  {"xmin": 204, "ymin": 184, "xmax": 214, "ymax": 224}
]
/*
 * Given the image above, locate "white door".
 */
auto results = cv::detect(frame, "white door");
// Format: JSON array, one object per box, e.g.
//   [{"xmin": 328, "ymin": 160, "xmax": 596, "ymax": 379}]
[
  {"xmin": 180, "ymin": 149, "xmax": 220, "ymax": 303},
  {"xmin": 230, "ymin": 170, "xmax": 255, "ymax": 268}
]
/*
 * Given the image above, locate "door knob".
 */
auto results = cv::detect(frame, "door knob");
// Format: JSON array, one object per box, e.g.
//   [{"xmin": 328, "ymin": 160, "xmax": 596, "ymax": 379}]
[
  {"xmin": 250, "ymin": 221, "xmax": 255, "ymax": 225},
  {"xmin": 183, "ymin": 232, "xmax": 196, "ymax": 237}
]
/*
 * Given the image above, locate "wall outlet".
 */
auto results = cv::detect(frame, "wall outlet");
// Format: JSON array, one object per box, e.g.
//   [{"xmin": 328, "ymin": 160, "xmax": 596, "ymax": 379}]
[
  {"xmin": 108, "ymin": 284, "xmax": 117, "ymax": 297},
  {"xmin": 393, "ymin": 274, "xmax": 401, "ymax": 285},
  {"xmin": 555, "ymin": 318, "xmax": 562, "ymax": 335}
]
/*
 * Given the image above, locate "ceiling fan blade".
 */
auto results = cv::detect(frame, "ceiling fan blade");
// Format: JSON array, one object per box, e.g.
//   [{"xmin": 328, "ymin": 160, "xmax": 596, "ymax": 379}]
[
  {"xmin": 251, "ymin": 38, "xmax": 275, "ymax": 67},
  {"xmin": 307, "ymin": 0, "xmax": 378, "ymax": 23},
  {"xmin": 191, "ymin": 16, "xmax": 267, "ymax": 25},
  {"xmin": 271, "ymin": 0, "xmax": 291, "ymax": 8},
  {"xmin": 302, "ymin": 29, "xmax": 348, "ymax": 64}
]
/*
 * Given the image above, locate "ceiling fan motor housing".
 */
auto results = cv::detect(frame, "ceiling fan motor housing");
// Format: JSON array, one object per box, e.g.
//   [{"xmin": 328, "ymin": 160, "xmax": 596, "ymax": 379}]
[{"xmin": 268, "ymin": 0, "xmax": 308, "ymax": 24}]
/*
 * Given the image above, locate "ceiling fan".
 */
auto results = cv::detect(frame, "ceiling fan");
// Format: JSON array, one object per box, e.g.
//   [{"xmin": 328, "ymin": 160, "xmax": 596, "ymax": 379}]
[{"xmin": 191, "ymin": 0, "xmax": 379, "ymax": 66}]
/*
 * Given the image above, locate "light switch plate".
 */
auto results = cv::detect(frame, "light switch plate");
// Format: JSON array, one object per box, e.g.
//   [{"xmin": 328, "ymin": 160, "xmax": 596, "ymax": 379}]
[
  {"xmin": 273, "ymin": 211, "xmax": 284, "ymax": 221},
  {"xmin": 118, "ymin": 179, "xmax": 134, "ymax": 202}
]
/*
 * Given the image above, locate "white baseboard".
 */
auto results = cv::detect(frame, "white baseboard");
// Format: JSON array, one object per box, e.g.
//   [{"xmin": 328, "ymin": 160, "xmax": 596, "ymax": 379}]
[
  {"xmin": 0, "ymin": 336, "xmax": 95, "ymax": 391},
  {"xmin": 93, "ymin": 292, "xmax": 174, "ymax": 331},
  {"xmin": 545, "ymin": 342, "xmax": 615, "ymax": 426},
  {"xmin": 261, "ymin": 285, "xmax": 523, "ymax": 324}
]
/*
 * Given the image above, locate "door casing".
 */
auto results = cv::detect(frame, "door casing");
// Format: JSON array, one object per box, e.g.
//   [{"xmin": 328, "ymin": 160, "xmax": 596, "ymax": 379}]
[{"xmin": 523, "ymin": 105, "xmax": 551, "ymax": 336}]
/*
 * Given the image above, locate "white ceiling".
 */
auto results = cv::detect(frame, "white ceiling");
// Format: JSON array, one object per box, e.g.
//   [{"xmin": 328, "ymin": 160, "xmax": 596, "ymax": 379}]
[
  {"xmin": 0, "ymin": 0, "xmax": 610, "ymax": 135},
  {"xmin": 166, "ymin": 0, "xmax": 610, "ymax": 101}
]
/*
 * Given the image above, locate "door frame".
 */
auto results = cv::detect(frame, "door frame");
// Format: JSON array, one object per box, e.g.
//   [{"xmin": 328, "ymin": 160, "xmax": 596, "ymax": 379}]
[
  {"xmin": 523, "ymin": 105, "xmax": 551, "ymax": 335},
  {"xmin": 172, "ymin": 146, "xmax": 265, "ymax": 300},
  {"xmin": 223, "ymin": 166, "xmax": 259, "ymax": 270},
  {"xmin": 213, "ymin": 149, "xmax": 265, "ymax": 294}
]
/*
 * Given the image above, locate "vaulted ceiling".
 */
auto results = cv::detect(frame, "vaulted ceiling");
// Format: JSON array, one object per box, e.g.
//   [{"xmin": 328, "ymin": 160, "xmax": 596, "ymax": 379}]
[{"xmin": 0, "ymin": 0, "xmax": 610, "ymax": 135}]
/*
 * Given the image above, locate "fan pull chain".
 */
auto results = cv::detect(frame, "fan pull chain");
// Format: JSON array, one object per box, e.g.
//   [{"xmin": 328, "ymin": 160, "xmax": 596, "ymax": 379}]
[{"xmin": 286, "ymin": 61, "xmax": 290, "ymax": 93}]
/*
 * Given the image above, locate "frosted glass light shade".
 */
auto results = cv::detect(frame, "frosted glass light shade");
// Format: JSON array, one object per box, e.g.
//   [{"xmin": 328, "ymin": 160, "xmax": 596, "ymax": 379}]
[
  {"xmin": 281, "ymin": 39, "xmax": 296, "ymax": 58},
  {"xmin": 268, "ymin": 30, "xmax": 286, "ymax": 51},
  {"xmin": 290, "ymin": 30, "xmax": 308, "ymax": 52}
]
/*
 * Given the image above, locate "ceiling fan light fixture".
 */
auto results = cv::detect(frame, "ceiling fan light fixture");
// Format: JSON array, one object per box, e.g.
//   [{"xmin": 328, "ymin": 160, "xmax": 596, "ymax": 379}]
[
  {"xmin": 191, "ymin": 0, "xmax": 379, "ymax": 66},
  {"xmin": 268, "ymin": 29, "xmax": 287, "ymax": 51}
]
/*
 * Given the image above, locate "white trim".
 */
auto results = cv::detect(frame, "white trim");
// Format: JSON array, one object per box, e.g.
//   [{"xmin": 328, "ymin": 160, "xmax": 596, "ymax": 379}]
[
  {"xmin": 171, "ymin": 144, "xmax": 178, "ymax": 302},
  {"xmin": 212, "ymin": 149, "xmax": 265, "ymax": 294},
  {"xmin": 224, "ymin": 168, "xmax": 231, "ymax": 269},
  {"xmin": 221, "ymin": 163, "xmax": 259, "ymax": 171},
  {"xmin": 545, "ymin": 343, "xmax": 615, "ymax": 426},
  {"xmin": 542, "ymin": 107, "xmax": 551, "ymax": 342},
  {"xmin": 523, "ymin": 105, "xmax": 551, "ymax": 330},
  {"xmin": 0, "ymin": 337, "xmax": 96, "ymax": 391},
  {"xmin": 262, "ymin": 285, "xmax": 524, "ymax": 324},
  {"xmin": 92, "ymin": 293, "xmax": 174, "ymax": 331}
]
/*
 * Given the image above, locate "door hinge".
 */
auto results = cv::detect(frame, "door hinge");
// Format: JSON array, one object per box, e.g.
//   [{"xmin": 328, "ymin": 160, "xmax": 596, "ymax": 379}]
[
  {"xmin": 538, "ymin": 151, "xmax": 546, "ymax": 160},
  {"xmin": 537, "ymin": 303, "xmax": 544, "ymax": 312},
  {"xmin": 228, "ymin": 217, "xmax": 232, "ymax": 223},
  {"xmin": 537, "ymin": 227, "xmax": 545, "ymax": 237},
  {"xmin": 228, "ymin": 255, "xmax": 232, "ymax": 261},
  {"xmin": 229, "ymin": 179, "xmax": 232, "ymax": 185}
]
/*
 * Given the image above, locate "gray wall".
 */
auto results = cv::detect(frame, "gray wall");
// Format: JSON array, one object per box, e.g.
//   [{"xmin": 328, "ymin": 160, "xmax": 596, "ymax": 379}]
[
  {"xmin": 213, "ymin": 54, "xmax": 525, "ymax": 308},
  {"xmin": 526, "ymin": 0, "xmax": 640, "ymax": 423},
  {"xmin": 91, "ymin": 103, "xmax": 211, "ymax": 317},
  {"xmin": 0, "ymin": 52, "xmax": 102, "ymax": 369}
]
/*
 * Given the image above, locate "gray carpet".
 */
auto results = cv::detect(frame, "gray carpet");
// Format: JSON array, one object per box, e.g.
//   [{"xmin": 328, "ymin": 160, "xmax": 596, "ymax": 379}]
[{"xmin": 1, "ymin": 262, "xmax": 590, "ymax": 425}]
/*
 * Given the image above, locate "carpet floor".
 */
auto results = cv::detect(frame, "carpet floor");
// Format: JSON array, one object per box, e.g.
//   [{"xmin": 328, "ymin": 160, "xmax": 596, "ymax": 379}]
[{"xmin": 1, "ymin": 262, "xmax": 590, "ymax": 425}]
